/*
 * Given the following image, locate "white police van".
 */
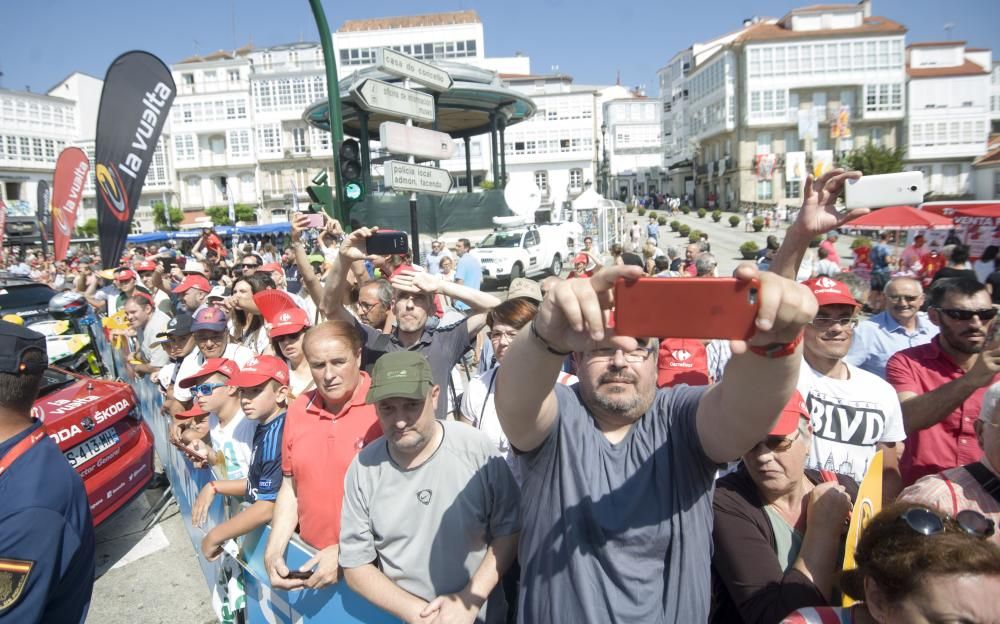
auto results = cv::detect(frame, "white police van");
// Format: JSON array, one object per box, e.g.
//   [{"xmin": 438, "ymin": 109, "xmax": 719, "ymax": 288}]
[{"xmin": 472, "ymin": 216, "xmax": 572, "ymax": 284}]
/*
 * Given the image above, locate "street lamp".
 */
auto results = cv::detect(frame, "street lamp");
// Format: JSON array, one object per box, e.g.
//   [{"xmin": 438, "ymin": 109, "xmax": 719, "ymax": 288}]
[{"xmin": 600, "ymin": 122, "xmax": 609, "ymax": 197}]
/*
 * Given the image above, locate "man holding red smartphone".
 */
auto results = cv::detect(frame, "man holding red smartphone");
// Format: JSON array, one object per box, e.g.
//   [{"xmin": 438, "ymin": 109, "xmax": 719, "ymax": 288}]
[{"xmin": 496, "ymin": 256, "xmax": 817, "ymax": 621}]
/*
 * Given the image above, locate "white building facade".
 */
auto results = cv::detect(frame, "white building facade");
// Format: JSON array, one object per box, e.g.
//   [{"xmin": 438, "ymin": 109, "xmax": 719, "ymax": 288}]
[{"xmin": 603, "ymin": 96, "xmax": 663, "ymax": 201}]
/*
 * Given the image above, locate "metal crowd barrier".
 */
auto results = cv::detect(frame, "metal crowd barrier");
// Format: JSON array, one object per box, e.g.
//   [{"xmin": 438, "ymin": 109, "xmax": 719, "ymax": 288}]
[{"xmin": 95, "ymin": 328, "xmax": 399, "ymax": 623}]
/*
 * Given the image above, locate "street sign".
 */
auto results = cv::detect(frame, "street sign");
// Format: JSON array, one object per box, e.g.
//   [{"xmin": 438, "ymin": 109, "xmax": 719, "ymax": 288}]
[
  {"xmin": 384, "ymin": 161, "xmax": 453, "ymax": 196},
  {"xmin": 352, "ymin": 79, "xmax": 435, "ymax": 123},
  {"xmin": 375, "ymin": 48, "xmax": 453, "ymax": 92},
  {"xmin": 380, "ymin": 122, "xmax": 455, "ymax": 161}
]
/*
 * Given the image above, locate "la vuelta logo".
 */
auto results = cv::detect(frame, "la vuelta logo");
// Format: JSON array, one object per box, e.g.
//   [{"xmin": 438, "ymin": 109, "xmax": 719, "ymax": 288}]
[
  {"xmin": 96, "ymin": 163, "xmax": 129, "ymax": 222},
  {"xmin": 56, "ymin": 161, "xmax": 90, "ymax": 235}
]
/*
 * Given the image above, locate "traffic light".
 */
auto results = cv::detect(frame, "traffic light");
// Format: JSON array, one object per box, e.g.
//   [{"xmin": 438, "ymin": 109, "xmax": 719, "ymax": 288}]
[
  {"xmin": 307, "ymin": 170, "xmax": 335, "ymax": 216},
  {"xmin": 338, "ymin": 139, "xmax": 365, "ymax": 203}
]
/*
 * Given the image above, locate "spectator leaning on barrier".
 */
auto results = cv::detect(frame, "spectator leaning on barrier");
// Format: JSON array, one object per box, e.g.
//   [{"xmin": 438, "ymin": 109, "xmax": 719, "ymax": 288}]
[
  {"xmin": 171, "ymin": 307, "xmax": 255, "ymax": 409},
  {"xmin": 192, "ymin": 355, "xmax": 289, "ymax": 562},
  {"xmin": 154, "ymin": 314, "xmax": 196, "ymax": 405},
  {"xmin": 265, "ymin": 321, "xmax": 383, "ymax": 592},
  {"xmin": 495, "ymin": 251, "xmax": 819, "ymax": 621},
  {"xmin": 123, "ymin": 292, "xmax": 171, "ymax": 377},
  {"xmin": 885, "ymin": 277, "xmax": 1000, "ymax": 486},
  {"xmin": 897, "ymin": 379, "xmax": 1000, "ymax": 545},
  {"xmin": 340, "ymin": 351, "xmax": 520, "ymax": 624},
  {"xmin": 0, "ymin": 322, "xmax": 95, "ymax": 623}
]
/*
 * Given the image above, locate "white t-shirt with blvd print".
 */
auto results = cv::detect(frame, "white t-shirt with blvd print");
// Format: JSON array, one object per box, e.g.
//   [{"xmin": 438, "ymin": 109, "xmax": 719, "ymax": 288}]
[{"xmin": 797, "ymin": 359, "xmax": 906, "ymax": 484}]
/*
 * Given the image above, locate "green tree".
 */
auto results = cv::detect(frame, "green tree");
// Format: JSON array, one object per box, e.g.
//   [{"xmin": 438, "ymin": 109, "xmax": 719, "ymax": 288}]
[
  {"xmin": 152, "ymin": 200, "xmax": 184, "ymax": 231},
  {"xmin": 79, "ymin": 218, "xmax": 98, "ymax": 237},
  {"xmin": 205, "ymin": 204, "xmax": 257, "ymax": 226},
  {"xmin": 842, "ymin": 143, "xmax": 906, "ymax": 175}
]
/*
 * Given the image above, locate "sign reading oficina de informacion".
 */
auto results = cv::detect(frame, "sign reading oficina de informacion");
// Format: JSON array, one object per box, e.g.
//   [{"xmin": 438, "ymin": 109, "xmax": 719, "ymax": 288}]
[{"xmin": 351, "ymin": 79, "xmax": 435, "ymax": 123}]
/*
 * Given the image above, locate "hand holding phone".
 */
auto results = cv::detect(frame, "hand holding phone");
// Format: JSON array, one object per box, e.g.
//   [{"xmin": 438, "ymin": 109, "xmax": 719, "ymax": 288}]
[
  {"xmin": 613, "ymin": 278, "xmax": 761, "ymax": 340},
  {"xmin": 282, "ymin": 569, "xmax": 314, "ymax": 580},
  {"xmin": 304, "ymin": 213, "xmax": 326, "ymax": 229},
  {"xmin": 366, "ymin": 231, "xmax": 410, "ymax": 255},
  {"xmin": 844, "ymin": 171, "xmax": 924, "ymax": 210}
]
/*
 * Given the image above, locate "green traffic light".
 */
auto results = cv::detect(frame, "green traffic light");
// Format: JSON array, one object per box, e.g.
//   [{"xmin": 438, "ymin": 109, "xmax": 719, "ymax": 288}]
[{"xmin": 344, "ymin": 181, "xmax": 364, "ymax": 202}]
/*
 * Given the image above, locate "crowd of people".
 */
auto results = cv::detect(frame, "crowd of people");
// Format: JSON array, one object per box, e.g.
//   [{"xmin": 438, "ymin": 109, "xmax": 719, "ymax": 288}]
[{"xmin": 4, "ymin": 168, "xmax": 1000, "ymax": 624}]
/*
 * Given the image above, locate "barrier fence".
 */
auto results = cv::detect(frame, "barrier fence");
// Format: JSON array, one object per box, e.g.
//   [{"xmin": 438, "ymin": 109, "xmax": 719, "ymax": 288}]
[{"xmin": 95, "ymin": 328, "xmax": 399, "ymax": 623}]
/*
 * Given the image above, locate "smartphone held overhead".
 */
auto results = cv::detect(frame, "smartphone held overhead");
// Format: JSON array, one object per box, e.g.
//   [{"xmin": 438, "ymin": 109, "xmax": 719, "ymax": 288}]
[
  {"xmin": 366, "ymin": 231, "xmax": 409, "ymax": 255},
  {"xmin": 844, "ymin": 171, "xmax": 924, "ymax": 210},
  {"xmin": 613, "ymin": 278, "xmax": 761, "ymax": 340},
  {"xmin": 303, "ymin": 213, "xmax": 325, "ymax": 228}
]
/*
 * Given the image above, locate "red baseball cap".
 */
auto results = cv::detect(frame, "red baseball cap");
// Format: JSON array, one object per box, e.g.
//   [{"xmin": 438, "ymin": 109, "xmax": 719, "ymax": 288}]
[
  {"xmin": 803, "ymin": 277, "xmax": 858, "ymax": 308},
  {"xmin": 769, "ymin": 390, "xmax": 810, "ymax": 437},
  {"xmin": 573, "ymin": 253, "xmax": 589, "ymax": 265},
  {"xmin": 229, "ymin": 355, "xmax": 289, "ymax": 388},
  {"xmin": 175, "ymin": 405, "xmax": 209, "ymax": 420},
  {"xmin": 173, "ymin": 275, "xmax": 211, "ymax": 294},
  {"xmin": 116, "ymin": 269, "xmax": 137, "ymax": 282},
  {"xmin": 136, "ymin": 260, "xmax": 157, "ymax": 272},
  {"xmin": 260, "ymin": 262, "xmax": 284, "ymax": 276},
  {"xmin": 268, "ymin": 307, "xmax": 309, "ymax": 339},
  {"xmin": 178, "ymin": 358, "xmax": 239, "ymax": 388}
]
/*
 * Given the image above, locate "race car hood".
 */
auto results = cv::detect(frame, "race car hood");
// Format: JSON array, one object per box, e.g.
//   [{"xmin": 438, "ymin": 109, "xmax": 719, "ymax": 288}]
[{"xmin": 32, "ymin": 374, "xmax": 137, "ymax": 451}]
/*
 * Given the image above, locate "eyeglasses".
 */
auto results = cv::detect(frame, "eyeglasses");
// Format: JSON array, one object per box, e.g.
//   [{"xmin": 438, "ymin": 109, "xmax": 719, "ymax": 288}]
[
  {"xmin": 190, "ymin": 382, "xmax": 226, "ymax": 397},
  {"xmin": 488, "ymin": 329, "xmax": 519, "ymax": 342},
  {"xmin": 754, "ymin": 429, "xmax": 803, "ymax": 453},
  {"xmin": 886, "ymin": 294, "xmax": 920, "ymax": 303},
  {"xmin": 241, "ymin": 264, "xmax": 259, "ymax": 269},
  {"xmin": 900, "ymin": 506, "xmax": 995, "ymax": 539},
  {"xmin": 584, "ymin": 346, "xmax": 656, "ymax": 364},
  {"xmin": 357, "ymin": 301, "xmax": 383, "ymax": 313},
  {"xmin": 935, "ymin": 307, "xmax": 999, "ymax": 322},
  {"xmin": 809, "ymin": 316, "xmax": 860, "ymax": 330}
]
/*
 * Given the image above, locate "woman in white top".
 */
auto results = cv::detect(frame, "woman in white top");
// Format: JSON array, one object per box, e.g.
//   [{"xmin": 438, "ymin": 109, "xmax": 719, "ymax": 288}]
[
  {"xmin": 460, "ymin": 297, "xmax": 575, "ymax": 484},
  {"xmin": 228, "ymin": 274, "xmax": 272, "ymax": 355}
]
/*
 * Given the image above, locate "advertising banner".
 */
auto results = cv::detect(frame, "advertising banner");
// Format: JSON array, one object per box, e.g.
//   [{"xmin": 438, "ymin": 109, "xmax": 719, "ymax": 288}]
[
  {"xmin": 52, "ymin": 147, "xmax": 91, "ymax": 261},
  {"xmin": 797, "ymin": 108, "xmax": 818, "ymax": 141},
  {"xmin": 953, "ymin": 212, "xmax": 1000, "ymax": 260},
  {"xmin": 755, "ymin": 154, "xmax": 777, "ymax": 180},
  {"xmin": 831, "ymin": 105, "xmax": 852, "ymax": 139},
  {"xmin": 785, "ymin": 152, "xmax": 807, "ymax": 182},
  {"xmin": 36, "ymin": 180, "xmax": 51, "ymax": 256},
  {"xmin": 842, "ymin": 450, "xmax": 883, "ymax": 606},
  {"xmin": 94, "ymin": 51, "xmax": 175, "ymax": 269},
  {"xmin": 812, "ymin": 150, "xmax": 835, "ymax": 178}
]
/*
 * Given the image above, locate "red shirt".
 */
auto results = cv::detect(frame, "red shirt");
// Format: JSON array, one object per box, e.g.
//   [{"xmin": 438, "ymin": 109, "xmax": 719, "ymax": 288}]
[
  {"xmin": 885, "ymin": 337, "xmax": 995, "ymax": 486},
  {"xmin": 657, "ymin": 338, "xmax": 710, "ymax": 388},
  {"xmin": 282, "ymin": 373, "xmax": 382, "ymax": 548},
  {"xmin": 919, "ymin": 252, "xmax": 945, "ymax": 285}
]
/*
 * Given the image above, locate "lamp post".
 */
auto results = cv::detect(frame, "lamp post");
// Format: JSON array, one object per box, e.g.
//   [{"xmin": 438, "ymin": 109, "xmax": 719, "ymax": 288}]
[{"xmin": 600, "ymin": 122, "xmax": 609, "ymax": 198}]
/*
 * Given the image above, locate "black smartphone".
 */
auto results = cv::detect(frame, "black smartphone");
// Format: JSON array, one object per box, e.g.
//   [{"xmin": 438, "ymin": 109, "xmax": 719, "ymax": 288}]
[
  {"xmin": 161, "ymin": 258, "xmax": 176, "ymax": 273},
  {"xmin": 366, "ymin": 231, "xmax": 409, "ymax": 255},
  {"xmin": 282, "ymin": 569, "xmax": 314, "ymax": 580}
]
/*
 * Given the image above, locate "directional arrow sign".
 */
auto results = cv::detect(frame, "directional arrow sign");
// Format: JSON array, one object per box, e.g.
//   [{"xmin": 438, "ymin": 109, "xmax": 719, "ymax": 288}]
[
  {"xmin": 380, "ymin": 122, "xmax": 455, "ymax": 161},
  {"xmin": 376, "ymin": 48, "xmax": 453, "ymax": 92},
  {"xmin": 352, "ymin": 79, "xmax": 435, "ymax": 123},
  {"xmin": 384, "ymin": 161, "xmax": 453, "ymax": 196}
]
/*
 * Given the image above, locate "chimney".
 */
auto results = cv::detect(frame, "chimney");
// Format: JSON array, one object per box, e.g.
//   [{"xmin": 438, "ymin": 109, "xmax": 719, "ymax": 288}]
[{"xmin": 858, "ymin": 0, "xmax": 872, "ymax": 18}]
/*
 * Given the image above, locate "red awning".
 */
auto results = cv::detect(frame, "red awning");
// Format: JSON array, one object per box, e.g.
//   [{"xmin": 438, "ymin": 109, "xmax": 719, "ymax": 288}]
[
  {"xmin": 848, "ymin": 205, "xmax": 954, "ymax": 230},
  {"xmin": 920, "ymin": 202, "xmax": 1000, "ymax": 217}
]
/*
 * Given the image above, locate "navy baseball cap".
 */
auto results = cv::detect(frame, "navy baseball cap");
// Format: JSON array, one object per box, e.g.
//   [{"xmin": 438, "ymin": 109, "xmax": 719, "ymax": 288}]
[
  {"xmin": 0, "ymin": 321, "xmax": 47, "ymax": 374},
  {"xmin": 157, "ymin": 314, "xmax": 194, "ymax": 340}
]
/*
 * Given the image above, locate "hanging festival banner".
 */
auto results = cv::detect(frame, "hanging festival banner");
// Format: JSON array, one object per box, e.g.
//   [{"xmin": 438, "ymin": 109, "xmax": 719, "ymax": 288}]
[
  {"xmin": 831, "ymin": 105, "xmax": 852, "ymax": 139},
  {"xmin": 51, "ymin": 147, "xmax": 91, "ymax": 261},
  {"xmin": 785, "ymin": 152, "xmax": 807, "ymax": 183},
  {"xmin": 94, "ymin": 51, "xmax": 175, "ymax": 268},
  {"xmin": 755, "ymin": 153, "xmax": 777, "ymax": 180},
  {"xmin": 0, "ymin": 198, "xmax": 7, "ymax": 251},
  {"xmin": 812, "ymin": 150, "xmax": 835, "ymax": 178},
  {"xmin": 36, "ymin": 180, "xmax": 51, "ymax": 257}
]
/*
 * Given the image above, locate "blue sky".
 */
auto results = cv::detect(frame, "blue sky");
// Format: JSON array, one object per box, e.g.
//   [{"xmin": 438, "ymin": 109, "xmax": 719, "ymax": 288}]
[{"xmin": 2, "ymin": 0, "xmax": 997, "ymax": 96}]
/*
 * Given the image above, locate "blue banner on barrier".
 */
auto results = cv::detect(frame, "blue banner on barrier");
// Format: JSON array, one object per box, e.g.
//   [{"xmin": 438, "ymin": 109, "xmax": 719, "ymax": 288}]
[{"xmin": 96, "ymin": 329, "xmax": 399, "ymax": 623}]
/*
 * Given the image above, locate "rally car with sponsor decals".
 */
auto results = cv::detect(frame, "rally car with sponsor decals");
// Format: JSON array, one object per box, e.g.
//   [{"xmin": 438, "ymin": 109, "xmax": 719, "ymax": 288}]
[{"xmin": 33, "ymin": 366, "xmax": 154, "ymax": 526}]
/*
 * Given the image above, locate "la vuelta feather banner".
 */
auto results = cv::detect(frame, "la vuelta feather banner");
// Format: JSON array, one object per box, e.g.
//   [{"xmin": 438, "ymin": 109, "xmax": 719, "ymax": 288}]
[
  {"xmin": 94, "ymin": 51, "xmax": 175, "ymax": 268},
  {"xmin": 36, "ymin": 179, "xmax": 51, "ymax": 257},
  {"xmin": 51, "ymin": 147, "xmax": 91, "ymax": 261}
]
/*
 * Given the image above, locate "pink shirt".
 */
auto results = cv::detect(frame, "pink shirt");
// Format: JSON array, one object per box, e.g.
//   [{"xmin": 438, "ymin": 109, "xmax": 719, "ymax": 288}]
[
  {"xmin": 885, "ymin": 337, "xmax": 995, "ymax": 486},
  {"xmin": 818, "ymin": 239, "xmax": 841, "ymax": 266},
  {"xmin": 898, "ymin": 459, "xmax": 1000, "ymax": 546}
]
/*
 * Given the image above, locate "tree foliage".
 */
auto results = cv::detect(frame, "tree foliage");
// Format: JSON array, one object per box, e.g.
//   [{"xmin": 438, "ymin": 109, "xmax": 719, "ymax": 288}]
[
  {"xmin": 79, "ymin": 218, "xmax": 98, "ymax": 237},
  {"xmin": 152, "ymin": 200, "xmax": 184, "ymax": 231},
  {"xmin": 205, "ymin": 204, "xmax": 257, "ymax": 226},
  {"xmin": 842, "ymin": 143, "xmax": 906, "ymax": 176}
]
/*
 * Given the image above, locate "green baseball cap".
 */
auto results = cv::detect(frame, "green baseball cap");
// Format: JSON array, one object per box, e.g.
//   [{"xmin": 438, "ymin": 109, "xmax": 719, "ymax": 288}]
[{"xmin": 366, "ymin": 351, "xmax": 434, "ymax": 403}]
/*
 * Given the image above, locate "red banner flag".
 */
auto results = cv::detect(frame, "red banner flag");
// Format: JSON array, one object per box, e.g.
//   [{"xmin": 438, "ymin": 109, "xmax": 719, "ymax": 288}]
[{"xmin": 52, "ymin": 147, "xmax": 91, "ymax": 261}]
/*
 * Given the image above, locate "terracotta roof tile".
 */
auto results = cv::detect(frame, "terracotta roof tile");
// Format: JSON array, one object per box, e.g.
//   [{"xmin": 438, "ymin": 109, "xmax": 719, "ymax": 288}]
[
  {"xmin": 908, "ymin": 41, "xmax": 967, "ymax": 48},
  {"xmin": 907, "ymin": 59, "xmax": 989, "ymax": 78},
  {"xmin": 338, "ymin": 10, "xmax": 480, "ymax": 33},
  {"xmin": 973, "ymin": 146, "xmax": 1000, "ymax": 167},
  {"xmin": 737, "ymin": 15, "xmax": 905, "ymax": 43}
]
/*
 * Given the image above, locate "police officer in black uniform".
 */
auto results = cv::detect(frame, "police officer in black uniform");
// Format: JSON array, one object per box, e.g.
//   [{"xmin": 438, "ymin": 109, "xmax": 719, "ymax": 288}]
[{"xmin": 0, "ymin": 321, "xmax": 95, "ymax": 623}]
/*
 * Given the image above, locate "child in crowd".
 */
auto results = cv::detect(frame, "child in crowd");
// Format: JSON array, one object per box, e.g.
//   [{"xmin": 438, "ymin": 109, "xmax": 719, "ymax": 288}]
[
  {"xmin": 190, "ymin": 355, "xmax": 290, "ymax": 561},
  {"xmin": 179, "ymin": 358, "xmax": 255, "ymax": 480}
]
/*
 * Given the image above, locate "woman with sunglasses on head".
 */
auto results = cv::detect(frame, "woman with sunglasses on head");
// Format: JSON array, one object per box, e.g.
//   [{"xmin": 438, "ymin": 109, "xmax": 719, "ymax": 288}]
[
  {"xmin": 711, "ymin": 391, "xmax": 858, "ymax": 624},
  {"xmin": 782, "ymin": 502, "xmax": 1000, "ymax": 623},
  {"xmin": 228, "ymin": 273, "xmax": 275, "ymax": 355}
]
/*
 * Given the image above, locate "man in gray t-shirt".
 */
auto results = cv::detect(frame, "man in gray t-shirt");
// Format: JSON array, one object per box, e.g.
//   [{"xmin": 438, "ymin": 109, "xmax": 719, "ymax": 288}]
[
  {"xmin": 496, "ymin": 260, "xmax": 822, "ymax": 623},
  {"xmin": 340, "ymin": 351, "xmax": 520, "ymax": 624}
]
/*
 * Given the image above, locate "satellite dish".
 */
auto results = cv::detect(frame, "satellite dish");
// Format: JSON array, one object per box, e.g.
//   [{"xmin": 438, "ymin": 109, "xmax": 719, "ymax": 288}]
[{"xmin": 503, "ymin": 177, "xmax": 542, "ymax": 218}]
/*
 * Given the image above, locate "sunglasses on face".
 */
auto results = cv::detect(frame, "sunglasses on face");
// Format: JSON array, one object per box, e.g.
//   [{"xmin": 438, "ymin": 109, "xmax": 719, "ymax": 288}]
[
  {"xmin": 935, "ymin": 307, "xmax": 999, "ymax": 322},
  {"xmin": 754, "ymin": 429, "xmax": 803, "ymax": 453},
  {"xmin": 241, "ymin": 263, "xmax": 258, "ymax": 269},
  {"xmin": 809, "ymin": 316, "xmax": 860, "ymax": 330},
  {"xmin": 191, "ymin": 382, "xmax": 226, "ymax": 397},
  {"xmin": 900, "ymin": 506, "xmax": 995, "ymax": 539}
]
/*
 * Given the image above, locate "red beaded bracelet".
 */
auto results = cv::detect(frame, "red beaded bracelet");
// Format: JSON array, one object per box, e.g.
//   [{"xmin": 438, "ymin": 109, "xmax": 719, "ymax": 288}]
[{"xmin": 748, "ymin": 331, "xmax": 804, "ymax": 359}]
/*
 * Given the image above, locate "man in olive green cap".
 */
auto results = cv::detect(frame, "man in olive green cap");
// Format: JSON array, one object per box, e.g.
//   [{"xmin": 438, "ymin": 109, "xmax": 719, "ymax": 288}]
[{"xmin": 339, "ymin": 351, "xmax": 521, "ymax": 623}]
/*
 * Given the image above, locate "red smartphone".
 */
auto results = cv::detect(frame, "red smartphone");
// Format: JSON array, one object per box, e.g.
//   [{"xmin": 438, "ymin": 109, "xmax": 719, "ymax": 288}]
[
  {"xmin": 366, "ymin": 231, "xmax": 409, "ymax": 255},
  {"xmin": 612, "ymin": 277, "xmax": 761, "ymax": 340},
  {"xmin": 282, "ymin": 569, "xmax": 314, "ymax": 580}
]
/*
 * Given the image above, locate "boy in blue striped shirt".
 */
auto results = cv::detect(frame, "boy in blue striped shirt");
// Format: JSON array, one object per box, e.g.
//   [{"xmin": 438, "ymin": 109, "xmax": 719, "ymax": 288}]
[{"xmin": 191, "ymin": 355, "xmax": 289, "ymax": 561}]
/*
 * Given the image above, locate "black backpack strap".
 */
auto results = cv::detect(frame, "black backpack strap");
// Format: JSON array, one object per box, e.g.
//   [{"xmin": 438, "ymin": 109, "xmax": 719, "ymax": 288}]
[{"xmin": 963, "ymin": 462, "xmax": 1000, "ymax": 505}]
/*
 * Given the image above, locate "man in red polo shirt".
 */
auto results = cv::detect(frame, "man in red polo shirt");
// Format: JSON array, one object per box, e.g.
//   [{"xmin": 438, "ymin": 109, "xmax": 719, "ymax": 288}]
[
  {"xmin": 886, "ymin": 276, "xmax": 1000, "ymax": 486},
  {"xmin": 263, "ymin": 320, "xmax": 382, "ymax": 591}
]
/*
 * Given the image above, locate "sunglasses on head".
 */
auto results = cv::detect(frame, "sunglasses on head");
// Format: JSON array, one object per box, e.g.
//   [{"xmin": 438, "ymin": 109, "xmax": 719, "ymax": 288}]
[
  {"xmin": 935, "ymin": 307, "xmax": 999, "ymax": 322},
  {"xmin": 900, "ymin": 506, "xmax": 995, "ymax": 539}
]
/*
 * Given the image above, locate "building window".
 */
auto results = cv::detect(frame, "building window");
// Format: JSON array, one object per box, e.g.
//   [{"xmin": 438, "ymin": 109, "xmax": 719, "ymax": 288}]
[
  {"xmin": 182, "ymin": 73, "xmax": 194, "ymax": 85},
  {"xmin": 784, "ymin": 130, "xmax": 799, "ymax": 152},
  {"xmin": 31, "ymin": 138, "xmax": 43, "ymax": 161},
  {"xmin": 570, "ymin": 168, "xmax": 583, "ymax": 189},
  {"xmin": 757, "ymin": 180, "xmax": 773, "ymax": 200},
  {"xmin": 227, "ymin": 129, "xmax": 251, "ymax": 158},
  {"xmin": 257, "ymin": 124, "xmax": 281, "ymax": 153},
  {"xmin": 994, "ymin": 172, "xmax": 1000, "ymax": 197},
  {"xmin": 44, "ymin": 139, "xmax": 55, "ymax": 161},
  {"xmin": 785, "ymin": 180, "xmax": 801, "ymax": 199},
  {"xmin": 174, "ymin": 134, "xmax": 195, "ymax": 160},
  {"xmin": 228, "ymin": 69, "xmax": 240, "ymax": 82},
  {"xmin": 310, "ymin": 127, "xmax": 330, "ymax": 151},
  {"xmin": 292, "ymin": 127, "xmax": 307, "ymax": 153},
  {"xmin": 534, "ymin": 171, "xmax": 549, "ymax": 191},
  {"xmin": 756, "ymin": 132, "xmax": 772, "ymax": 155}
]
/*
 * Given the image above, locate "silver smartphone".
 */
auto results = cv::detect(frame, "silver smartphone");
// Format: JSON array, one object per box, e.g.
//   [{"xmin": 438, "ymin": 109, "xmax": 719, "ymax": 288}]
[{"xmin": 844, "ymin": 171, "xmax": 925, "ymax": 210}]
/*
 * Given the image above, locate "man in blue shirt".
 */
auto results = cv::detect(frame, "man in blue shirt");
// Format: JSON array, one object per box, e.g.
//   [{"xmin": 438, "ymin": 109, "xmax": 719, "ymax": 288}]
[
  {"xmin": 0, "ymin": 321, "xmax": 95, "ymax": 623},
  {"xmin": 453, "ymin": 238, "xmax": 482, "ymax": 313},
  {"xmin": 846, "ymin": 276, "xmax": 938, "ymax": 378}
]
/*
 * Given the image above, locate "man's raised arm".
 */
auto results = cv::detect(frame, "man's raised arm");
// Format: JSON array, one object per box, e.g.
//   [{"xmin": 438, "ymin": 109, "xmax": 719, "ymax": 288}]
[
  {"xmin": 320, "ymin": 226, "xmax": 378, "ymax": 323},
  {"xmin": 391, "ymin": 270, "xmax": 501, "ymax": 335}
]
